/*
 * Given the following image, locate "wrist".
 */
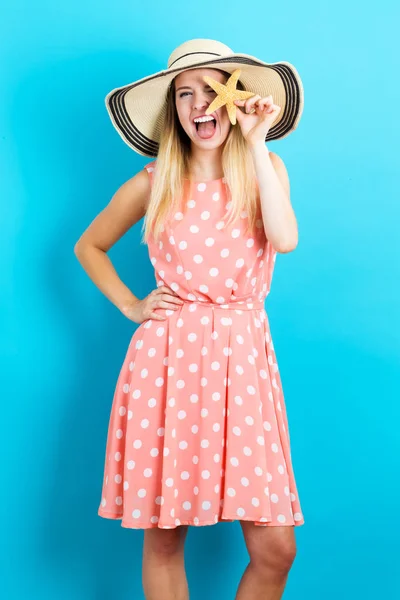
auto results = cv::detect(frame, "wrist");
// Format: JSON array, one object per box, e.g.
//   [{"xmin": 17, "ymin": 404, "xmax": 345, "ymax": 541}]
[
  {"xmin": 118, "ymin": 294, "xmax": 140, "ymax": 315},
  {"xmin": 248, "ymin": 140, "xmax": 269, "ymax": 155}
]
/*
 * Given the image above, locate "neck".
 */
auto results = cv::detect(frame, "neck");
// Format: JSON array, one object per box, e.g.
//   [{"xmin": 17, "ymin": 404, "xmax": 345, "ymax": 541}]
[{"xmin": 187, "ymin": 146, "xmax": 224, "ymax": 181}]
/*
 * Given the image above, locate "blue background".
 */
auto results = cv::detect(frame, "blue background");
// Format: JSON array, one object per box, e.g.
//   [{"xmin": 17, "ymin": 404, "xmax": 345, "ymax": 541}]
[{"xmin": 1, "ymin": 1, "xmax": 399, "ymax": 598}]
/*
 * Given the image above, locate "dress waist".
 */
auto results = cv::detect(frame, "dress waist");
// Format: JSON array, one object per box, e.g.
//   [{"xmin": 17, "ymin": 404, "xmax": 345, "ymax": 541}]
[{"xmin": 180, "ymin": 298, "xmax": 265, "ymax": 311}]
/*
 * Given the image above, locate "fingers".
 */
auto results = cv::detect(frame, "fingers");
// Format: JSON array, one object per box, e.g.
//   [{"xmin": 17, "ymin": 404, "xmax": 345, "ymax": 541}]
[
  {"xmin": 155, "ymin": 287, "xmax": 184, "ymax": 305},
  {"xmin": 235, "ymin": 94, "xmax": 277, "ymax": 114},
  {"xmin": 158, "ymin": 285, "xmax": 180, "ymax": 296},
  {"xmin": 148, "ymin": 285, "xmax": 184, "ymax": 320},
  {"xmin": 149, "ymin": 311, "xmax": 168, "ymax": 321}
]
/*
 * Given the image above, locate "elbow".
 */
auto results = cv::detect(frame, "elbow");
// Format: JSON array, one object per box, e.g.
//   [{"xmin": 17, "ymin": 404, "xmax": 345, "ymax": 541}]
[
  {"xmin": 273, "ymin": 235, "xmax": 298, "ymax": 254},
  {"xmin": 74, "ymin": 239, "xmax": 85, "ymax": 259}
]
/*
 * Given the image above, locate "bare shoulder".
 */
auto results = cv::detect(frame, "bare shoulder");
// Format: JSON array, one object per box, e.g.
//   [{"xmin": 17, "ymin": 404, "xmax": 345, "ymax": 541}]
[
  {"xmin": 74, "ymin": 168, "xmax": 151, "ymax": 253},
  {"xmin": 268, "ymin": 150, "xmax": 290, "ymax": 199}
]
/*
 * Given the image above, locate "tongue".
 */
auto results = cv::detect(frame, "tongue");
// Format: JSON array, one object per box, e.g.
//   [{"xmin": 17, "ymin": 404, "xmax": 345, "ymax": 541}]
[{"xmin": 197, "ymin": 120, "xmax": 216, "ymax": 139}]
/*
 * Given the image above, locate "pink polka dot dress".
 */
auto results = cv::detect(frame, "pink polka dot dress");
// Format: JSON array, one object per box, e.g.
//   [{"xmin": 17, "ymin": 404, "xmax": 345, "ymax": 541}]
[{"xmin": 97, "ymin": 160, "xmax": 305, "ymax": 529}]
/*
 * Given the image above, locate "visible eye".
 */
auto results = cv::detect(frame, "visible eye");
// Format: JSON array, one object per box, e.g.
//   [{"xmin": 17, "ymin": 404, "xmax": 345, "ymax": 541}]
[{"xmin": 178, "ymin": 88, "xmax": 215, "ymax": 98}]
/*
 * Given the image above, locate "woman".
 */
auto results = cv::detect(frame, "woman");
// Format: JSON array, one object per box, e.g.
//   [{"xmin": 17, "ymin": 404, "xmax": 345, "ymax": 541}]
[{"xmin": 74, "ymin": 38, "xmax": 305, "ymax": 600}]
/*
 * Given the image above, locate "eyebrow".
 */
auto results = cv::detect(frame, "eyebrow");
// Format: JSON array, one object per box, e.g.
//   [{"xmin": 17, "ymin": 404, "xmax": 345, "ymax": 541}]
[{"xmin": 175, "ymin": 84, "xmax": 214, "ymax": 93}]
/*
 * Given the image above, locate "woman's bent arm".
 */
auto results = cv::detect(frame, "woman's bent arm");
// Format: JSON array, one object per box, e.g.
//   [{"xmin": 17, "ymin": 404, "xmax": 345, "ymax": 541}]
[{"xmin": 74, "ymin": 169, "xmax": 150, "ymax": 313}]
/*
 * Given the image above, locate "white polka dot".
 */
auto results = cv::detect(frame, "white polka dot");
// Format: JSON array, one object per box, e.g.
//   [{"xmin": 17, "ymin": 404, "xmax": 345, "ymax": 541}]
[
  {"xmin": 144, "ymin": 468, "xmax": 153, "ymax": 478},
  {"xmin": 202, "ymin": 500, "xmax": 211, "ymax": 510},
  {"xmin": 277, "ymin": 514, "xmax": 286, "ymax": 523},
  {"xmin": 294, "ymin": 513, "xmax": 303, "ymax": 521},
  {"xmin": 132, "ymin": 509, "xmax": 141, "ymax": 519}
]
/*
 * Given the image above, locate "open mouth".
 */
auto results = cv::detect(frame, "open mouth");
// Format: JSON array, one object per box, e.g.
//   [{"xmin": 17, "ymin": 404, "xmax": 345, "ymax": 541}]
[{"xmin": 194, "ymin": 117, "xmax": 217, "ymax": 139}]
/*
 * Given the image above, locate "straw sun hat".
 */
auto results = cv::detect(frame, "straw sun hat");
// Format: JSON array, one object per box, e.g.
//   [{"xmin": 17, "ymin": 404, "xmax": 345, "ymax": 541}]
[{"xmin": 105, "ymin": 38, "xmax": 304, "ymax": 157}]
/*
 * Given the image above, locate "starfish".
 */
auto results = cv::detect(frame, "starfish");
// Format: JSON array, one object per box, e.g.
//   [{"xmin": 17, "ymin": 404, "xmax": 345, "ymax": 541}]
[{"xmin": 203, "ymin": 69, "xmax": 255, "ymax": 125}]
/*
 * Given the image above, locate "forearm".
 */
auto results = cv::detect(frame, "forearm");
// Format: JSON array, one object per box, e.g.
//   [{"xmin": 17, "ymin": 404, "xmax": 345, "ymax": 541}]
[
  {"xmin": 74, "ymin": 244, "xmax": 139, "ymax": 312},
  {"xmin": 249, "ymin": 143, "xmax": 298, "ymax": 251}
]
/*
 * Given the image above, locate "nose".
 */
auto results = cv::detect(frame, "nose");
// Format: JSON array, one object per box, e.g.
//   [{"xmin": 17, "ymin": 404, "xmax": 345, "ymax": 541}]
[{"xmin": 192, "ymin": 92, "xmax": 209, "ymax": 111}]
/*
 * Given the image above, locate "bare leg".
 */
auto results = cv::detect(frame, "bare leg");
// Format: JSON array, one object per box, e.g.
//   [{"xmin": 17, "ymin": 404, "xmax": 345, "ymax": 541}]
[
  {"xmin": 235, "ymin": 522, "xmax": 297, "ymax": 600},
  {"xmin": 142, "ymin": 525, "xmax": 190, "ymax": 600}
]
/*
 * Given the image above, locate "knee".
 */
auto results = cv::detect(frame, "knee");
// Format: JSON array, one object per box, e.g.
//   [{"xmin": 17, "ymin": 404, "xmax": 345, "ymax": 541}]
[
  {"xmin": 144, "ymin": 527, "xmax": 187, "ymax": 559},
  {"xmin": 249, "ymin": 538, "xmax": 297, "ymax": 576}
]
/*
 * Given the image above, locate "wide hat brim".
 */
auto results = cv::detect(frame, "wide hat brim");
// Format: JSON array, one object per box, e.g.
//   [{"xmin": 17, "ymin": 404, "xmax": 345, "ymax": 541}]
[{"xmin": 105, "ymin": 53, "xmax": 304, "ymax": 157}]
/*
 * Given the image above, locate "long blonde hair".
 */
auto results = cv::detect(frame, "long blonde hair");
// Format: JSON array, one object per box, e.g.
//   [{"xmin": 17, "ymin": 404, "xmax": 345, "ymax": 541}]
[{"xmin": 141, "ymin": 69, "xmax": 260, "ymax": 245}]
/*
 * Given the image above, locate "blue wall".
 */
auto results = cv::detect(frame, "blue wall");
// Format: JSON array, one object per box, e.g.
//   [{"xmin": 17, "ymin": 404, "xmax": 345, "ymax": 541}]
[{"xmin": 1, "ymin": 1, "xmax": 399, "ymax": 598}]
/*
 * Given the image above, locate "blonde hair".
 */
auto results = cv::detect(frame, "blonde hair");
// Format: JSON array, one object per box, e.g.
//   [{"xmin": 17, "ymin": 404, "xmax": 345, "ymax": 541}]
[{"xmin": 141, "ymin": 69, "xmax": 260, "ymax": 245}]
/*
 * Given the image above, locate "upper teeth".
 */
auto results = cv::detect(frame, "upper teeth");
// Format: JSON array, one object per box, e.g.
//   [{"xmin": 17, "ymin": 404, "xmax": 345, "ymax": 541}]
[{"xmin": 193, "ymin": 116, "xmax": 215, "ymax": 123}]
